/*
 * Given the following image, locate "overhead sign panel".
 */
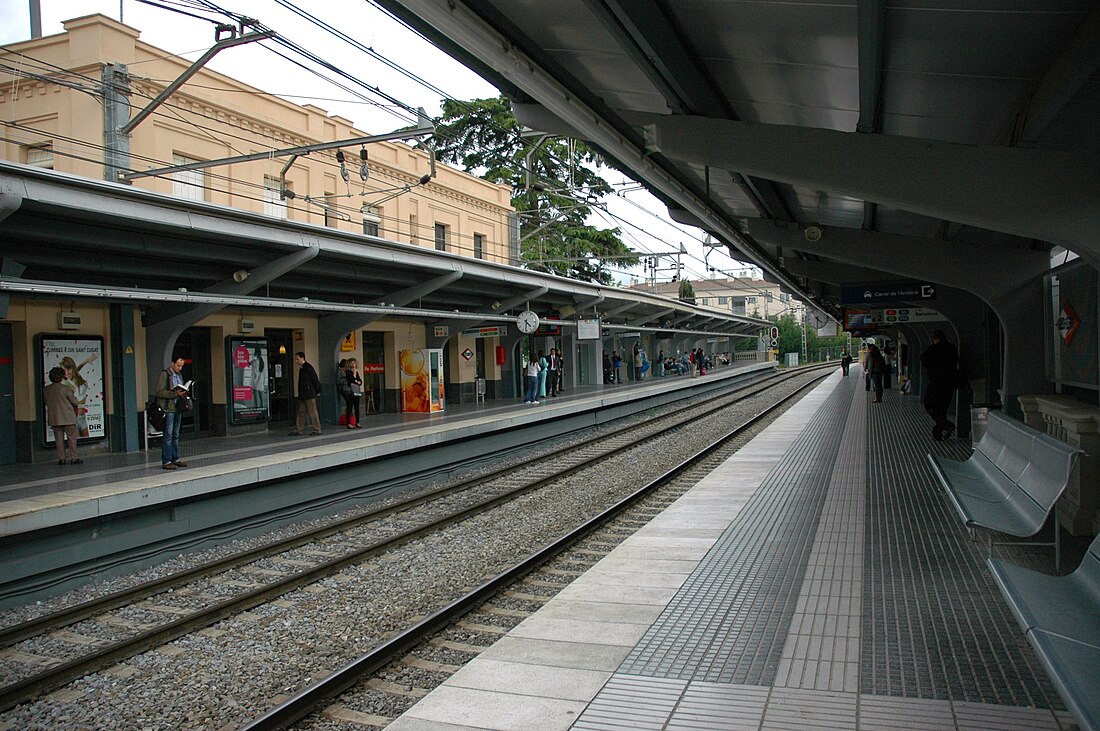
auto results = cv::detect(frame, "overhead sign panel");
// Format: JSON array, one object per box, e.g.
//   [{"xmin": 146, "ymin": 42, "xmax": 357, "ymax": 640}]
[{"xmin": 841, "ymin": 282, "xmax": 937, "ymax": 305}]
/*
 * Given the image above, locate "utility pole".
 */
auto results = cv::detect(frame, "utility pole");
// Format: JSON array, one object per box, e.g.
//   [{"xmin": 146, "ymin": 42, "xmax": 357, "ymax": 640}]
[
  {"xmin": 103, "ymin": 21, "xmax": 273, "ymax": 184},
  {"xmin": 102, "ymin": 63, "xmax": 131, "ymax": 184}
]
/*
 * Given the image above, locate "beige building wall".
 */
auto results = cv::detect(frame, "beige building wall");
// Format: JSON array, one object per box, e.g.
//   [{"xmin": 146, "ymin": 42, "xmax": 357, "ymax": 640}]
[
  {"xmin": 632, "ymin": 277, "xmax": 801, "ymax": 320},
  {"xmin": 0, "ymin": 14, "xmax": 516, "ymax": 263}
]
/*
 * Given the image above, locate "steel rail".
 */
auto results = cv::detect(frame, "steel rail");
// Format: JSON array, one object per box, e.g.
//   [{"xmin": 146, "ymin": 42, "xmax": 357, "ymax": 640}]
[
  {"xmin": 240, "ymin": 371, "xmax": 829, "ymax": 730},
  {"xmin": 0, "ymin": 365, "xmax": 831, "ymax": 712},
  {"xmin": 0, "ymin": 364, "xmax": 825, "ymax": 647}
]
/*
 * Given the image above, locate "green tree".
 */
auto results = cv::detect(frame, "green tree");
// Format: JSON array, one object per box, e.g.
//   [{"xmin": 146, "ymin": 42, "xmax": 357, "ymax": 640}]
[
  {"xmin": 770, "ymin": 313, "xmax": 850, "ymax": 362},
  {"xmin": 432, "ymin": 96, "xmax": 639, "ymax": 284}
]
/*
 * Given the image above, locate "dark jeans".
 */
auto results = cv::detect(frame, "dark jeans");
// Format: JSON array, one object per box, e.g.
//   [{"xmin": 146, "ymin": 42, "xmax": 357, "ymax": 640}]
[
  {"xmin": 162, "ymin": 409, "xmax": 182, "ymax": 465},
  {"xmin": 344, "ymin": 393, "xmax": 360, "ymax": 425},
  {"xmin": 924, "ymin": 383, "xmax": 955, "ymax": 434},
  {"xmin": 870, "ymin": 372, "xmax": 883, "ymax": 395}
]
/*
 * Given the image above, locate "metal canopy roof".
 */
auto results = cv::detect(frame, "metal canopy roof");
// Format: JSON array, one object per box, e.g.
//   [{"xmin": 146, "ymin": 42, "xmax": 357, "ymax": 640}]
[
  {"xmin": 0, "ymin": 162, "xmax": 766, "ymax": 339},
  {"xmin": 382, "ymin": 0, "xmax": 1100, "ymax": 319}
]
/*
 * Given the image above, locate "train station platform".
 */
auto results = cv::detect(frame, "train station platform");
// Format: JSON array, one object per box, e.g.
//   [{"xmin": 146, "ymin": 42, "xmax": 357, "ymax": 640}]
[
  {"xmin": 0, "ymin": 361, "xmax": 772, "ymax": 543},
  {"xmin": 387, "ymin": 368, "xmax": 1082, "ymax": 731}
]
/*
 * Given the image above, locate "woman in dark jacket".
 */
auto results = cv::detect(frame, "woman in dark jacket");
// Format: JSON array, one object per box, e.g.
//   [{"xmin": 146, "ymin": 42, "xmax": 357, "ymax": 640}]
[{"xmin": 867, "ymin": 344, "xmax": 887, "ymax": 402}]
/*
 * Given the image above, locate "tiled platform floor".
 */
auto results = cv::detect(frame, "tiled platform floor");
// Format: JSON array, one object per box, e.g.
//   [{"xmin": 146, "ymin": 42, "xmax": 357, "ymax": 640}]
[{"xmin": 387, "ymin": 369, "xmax": 1082, "ymax": 731}]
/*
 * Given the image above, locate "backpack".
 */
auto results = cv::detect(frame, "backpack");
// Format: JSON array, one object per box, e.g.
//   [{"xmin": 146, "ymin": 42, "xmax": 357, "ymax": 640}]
[{"xmin": 146, "ymin": 400, "xmax": 166, "ymax": 432}]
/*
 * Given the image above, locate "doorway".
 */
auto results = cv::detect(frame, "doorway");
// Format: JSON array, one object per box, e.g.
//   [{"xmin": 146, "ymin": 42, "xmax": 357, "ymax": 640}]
[
  {"xmin": 266, "ymin": 329, "xmax": 295, "ymax": 427},
  {"xmin": 172, "ymin": 327, "xmax": 213, "ymax": 433},
  {"xmin": 0, "ymin": 324, "xmax": 14, "ymax": 465}
]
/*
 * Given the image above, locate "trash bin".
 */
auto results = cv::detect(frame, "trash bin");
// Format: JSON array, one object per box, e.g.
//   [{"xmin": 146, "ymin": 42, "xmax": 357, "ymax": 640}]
[{"xmin": 970, "ymin": 405, "xmax": 996, "ymax": 443}]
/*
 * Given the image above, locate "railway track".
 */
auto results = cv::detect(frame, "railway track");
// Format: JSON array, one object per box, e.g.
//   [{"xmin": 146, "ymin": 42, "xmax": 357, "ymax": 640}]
[{"xmin": 0, "ymin": 364, "xmax": 832, "ymax": 719}]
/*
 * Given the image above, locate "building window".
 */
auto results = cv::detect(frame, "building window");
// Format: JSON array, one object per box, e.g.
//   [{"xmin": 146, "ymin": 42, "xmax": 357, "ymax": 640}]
[
  {"xmin": 746, "ymin": 296, "xmax": 757, "ymax": 305},
  {"xmin": 322, "ymin": 193, "xmax": 335, "ymax": 228},
  {"xmin": 171, "ymin": 154, "xmax": 205, "ymax": 201},
  {"xmin": 473, "ymin": 233, "xmax": 484, "ymax": 259},
  {"xmin": 264, "ymin": 175, "xmax": 287, "ymax": 219},
  {"xmin": 718, "ymin": 296, "xmax": 728, "ymax": 305},
  {"xmin": 363, "ymin": 205, "xmax": 381, "ymax": 237},
  {"xmin": 26, "ymin": 144, "xmax": 54, "ymax": 169},
  {"xmin": 435, "ymin": 223, "xmax": 448, "ymax": 252}
]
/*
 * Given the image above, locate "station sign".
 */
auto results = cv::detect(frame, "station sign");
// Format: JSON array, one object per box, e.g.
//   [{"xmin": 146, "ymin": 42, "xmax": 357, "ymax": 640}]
[
  {"xmin": 844, "ymin": 306, "xmax": 945, "ymax": 333},
  {"xmin": 577, "ymin": 318, "xmax": 601, "ymax": 340},
  {"xmin": 879, "ymin": 307, "xmax": 944, "ymax": 324},
  {"xmin": 841, "ymin": 281, "xmax": 937, "ymax": 305},
  {"xmin": 463, "ymin": 326, "xmax": 507, "ymax": 338}
]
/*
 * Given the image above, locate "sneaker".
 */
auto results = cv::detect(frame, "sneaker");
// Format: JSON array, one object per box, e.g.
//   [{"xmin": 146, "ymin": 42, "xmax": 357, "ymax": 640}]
[
  {"xmin": 310, "ymin": 431, "xmax": 322, "ymax": 436},
  {"xmin": 162, "ymin": 463, "xmax": 178, "ymax": 470},
  {"xmin": 70, "ymin": 458, "xmax": 83, "ymax": 465},
  {"xmin": 532, "ymin": 400, "xmax": 539, "ymax": 404},
  {"xmin": 287, "ymin": 431, "xmax": 303, "ymax": 436},
  {"xmin": 58, "ymin": 460, "xmax": 65, "ymax": 466},
  {"xmin": 173, "ymin": 461, "xmax": 188, "ymax": 468}
]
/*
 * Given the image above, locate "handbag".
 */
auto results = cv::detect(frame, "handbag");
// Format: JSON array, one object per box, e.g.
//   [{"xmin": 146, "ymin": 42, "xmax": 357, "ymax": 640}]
[{"xmin": 175, "ymin": 395, "xmax": 192, "ymax": 412}]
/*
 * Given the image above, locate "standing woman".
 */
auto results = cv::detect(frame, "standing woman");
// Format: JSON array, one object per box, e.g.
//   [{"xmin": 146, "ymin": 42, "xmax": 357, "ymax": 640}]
[
  {"xmin": 867, "ymin": 344, "xmax": 887, "ymax": 402},
  {"xmin": 344, "ymin": 358, "xmax": 363, "ymax": 428}
]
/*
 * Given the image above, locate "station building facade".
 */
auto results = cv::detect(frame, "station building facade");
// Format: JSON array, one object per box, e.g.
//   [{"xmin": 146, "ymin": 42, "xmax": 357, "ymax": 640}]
[{"xmin": 0, "ymin": 16, "xmax": 766, "ymax": 465}]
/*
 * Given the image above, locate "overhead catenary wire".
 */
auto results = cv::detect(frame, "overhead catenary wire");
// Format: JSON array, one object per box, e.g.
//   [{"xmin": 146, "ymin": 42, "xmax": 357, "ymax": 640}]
[{"xmin": 4, "ymin": 1, "xmax": 705, "ymax": 282}]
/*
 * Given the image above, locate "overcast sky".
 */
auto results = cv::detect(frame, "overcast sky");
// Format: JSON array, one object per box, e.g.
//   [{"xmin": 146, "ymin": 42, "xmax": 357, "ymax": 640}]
[{"xmin": 2, "ymin": 0, "xmax": 760, "ymax": 285}]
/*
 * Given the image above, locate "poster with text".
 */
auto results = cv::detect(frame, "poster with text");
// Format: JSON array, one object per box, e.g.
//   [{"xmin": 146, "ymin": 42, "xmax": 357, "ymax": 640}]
[
  {"xmin": 39, "ymin": 335, "xmax": 106, "ymax": 445},
  {"xmin": 228, "ymin": 337, "xmax": 270, "ymax": 424}
]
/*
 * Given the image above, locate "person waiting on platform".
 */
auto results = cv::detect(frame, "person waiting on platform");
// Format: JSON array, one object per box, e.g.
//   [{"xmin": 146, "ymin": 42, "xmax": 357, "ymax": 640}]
[
  {"xmin": 44, "ymin": 366, "xmax": 81, "ymax": 465},
  {"xmin": 867, "ymin": 344, "xmax": 887, "ymax": 402},
  {"xmin": 289, "ymin": 352, "xmax": 322, "ymax": 436},
  {"xmin": 841, "ymin": 350, "xmax": 853, "ymax": 377},
  {"xmin": 548, "ymin": 348, "xmax": 561, "ymax": 397},
  {"xmin": 920, "ymin": 329, "xmax": 959, "ymax": 440},
  {"xmin": 602, "ymin": 350, "xmax": 613, "ymax": 384},
  {"xmin": 154, "ymin": 356, "xmax": 188, "ymax": 469},
  {"xmin": 611, "ymin": 351, "xmax": 623, "ymax": 383},
  {"xmin": 524, "ymin": 353, "xmax": 542, "ymax": 404},
  {"xmin": 343, "ymin": 358, "xmax": 363, "ymax": 428}
]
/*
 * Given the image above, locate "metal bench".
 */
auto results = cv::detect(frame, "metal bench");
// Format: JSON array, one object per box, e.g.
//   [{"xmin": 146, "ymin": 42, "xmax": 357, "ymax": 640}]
[
  {"xmin": 927, "ymin": 411, "xmax": 1084, "ymax": 570},
  {"xmin": 988, "ymin": 534, "xmax": 1100, "ymax": 731}
]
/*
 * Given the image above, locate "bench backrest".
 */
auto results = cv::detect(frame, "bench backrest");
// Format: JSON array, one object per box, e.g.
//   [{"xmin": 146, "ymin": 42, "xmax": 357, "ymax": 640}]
[
  {"xmin": 1080, "ymin": 532, "xmax": 1100, "ymax": 599},
  {"xmin": 976, "ymin": 412, "xmax": 1083, "ymax": 518}
]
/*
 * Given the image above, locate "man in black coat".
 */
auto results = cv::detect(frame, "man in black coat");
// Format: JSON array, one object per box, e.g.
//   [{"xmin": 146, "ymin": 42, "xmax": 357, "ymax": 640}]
[
  {"xmin": 290, "ymin": 351, "xmax": 322, "ymax": 436},
  {"xmin": 920, "ymin": 330, "xmax": 958, "ymax": 440}
]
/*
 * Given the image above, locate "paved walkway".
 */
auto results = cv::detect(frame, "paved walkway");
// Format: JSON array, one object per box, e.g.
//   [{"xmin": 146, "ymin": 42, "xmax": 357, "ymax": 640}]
[{"xmin": 387, "ymin": 369, "xmax": 1079, "ymax": 731}]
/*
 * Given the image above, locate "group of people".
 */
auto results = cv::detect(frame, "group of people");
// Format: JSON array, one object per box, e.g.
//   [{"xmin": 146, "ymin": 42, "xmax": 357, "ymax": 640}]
[
  {"xmin": 846, "ymin": 328, "xmax": 963, "ymax": 442},
  {"xmin": 523, "ymin": 348, "xmax": 564, "ymax": 404},
  {"xmin": 600, "ymin": 347, "xmax": 717, "ymax": 384}
]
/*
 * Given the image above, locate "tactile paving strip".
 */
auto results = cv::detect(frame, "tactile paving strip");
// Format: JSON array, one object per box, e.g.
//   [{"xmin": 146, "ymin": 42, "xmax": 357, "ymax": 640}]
[
  {"xmin": 861, "ymin": 396, "xmax": 1061, "ymax": 707},
  {"xmin": 617, "ymin": 381, "xmax": 853, "ymax": 684}
]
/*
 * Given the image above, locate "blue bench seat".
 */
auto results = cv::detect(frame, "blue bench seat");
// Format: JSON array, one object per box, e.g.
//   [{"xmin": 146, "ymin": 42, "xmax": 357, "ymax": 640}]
[
  {"xmin": 988, "ymin": 534, "xmax": 1100, "ymax": 731},
  {"xmin": 928, "ymin": 411, "xmax": 1083, "ymax": 569}
]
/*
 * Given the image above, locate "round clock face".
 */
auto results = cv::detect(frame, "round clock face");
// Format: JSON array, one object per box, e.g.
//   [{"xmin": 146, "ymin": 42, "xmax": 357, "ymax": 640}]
[{"xmin": 517, "ymin": 310, "xmax": 540, "ymax": 334}]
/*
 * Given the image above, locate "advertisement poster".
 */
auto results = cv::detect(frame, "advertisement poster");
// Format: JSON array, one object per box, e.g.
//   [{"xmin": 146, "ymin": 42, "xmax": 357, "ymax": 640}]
[
  {"xmin": 228, "ymin": 337, "xmax": 270, "ymax": 424},
  {"xmin": 400, "ymin": 348, "xmax": 444, "ymax": 413},
  {"xmin": 39, "ymin": 335, "xmax": 106, "ymax": 445}
]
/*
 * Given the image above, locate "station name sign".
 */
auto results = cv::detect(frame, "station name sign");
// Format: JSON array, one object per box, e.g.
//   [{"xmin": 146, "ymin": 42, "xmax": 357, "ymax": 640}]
[{"xmin": 841, "ymin": 281, "xmax": 937, "ymax": 305}]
